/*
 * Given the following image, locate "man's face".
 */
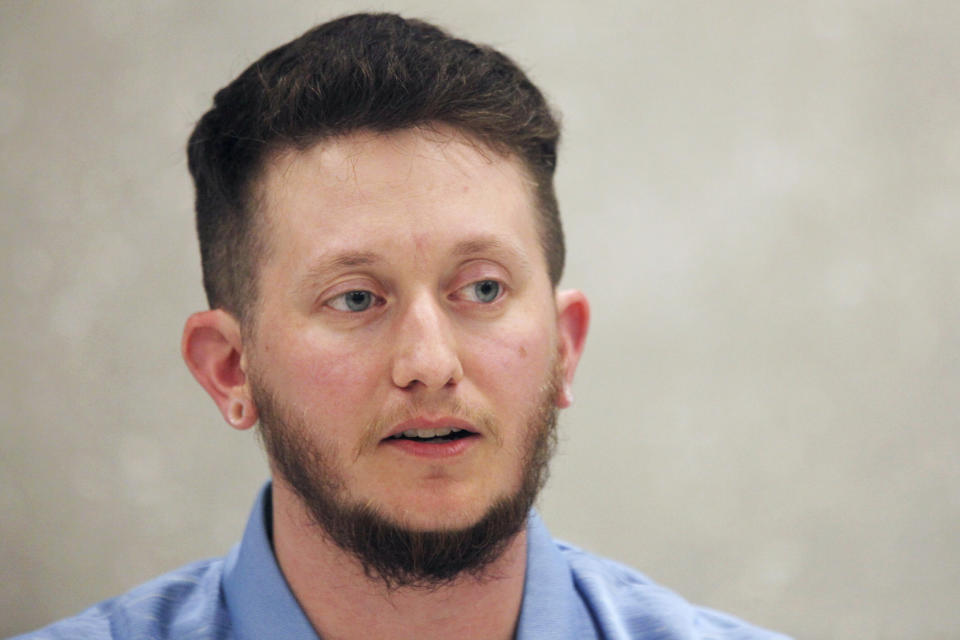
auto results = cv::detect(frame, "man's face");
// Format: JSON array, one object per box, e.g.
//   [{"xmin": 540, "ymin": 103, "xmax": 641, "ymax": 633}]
[{"xmin": 244, "ymin": 126, "xmax": 566, "ymax": 537}]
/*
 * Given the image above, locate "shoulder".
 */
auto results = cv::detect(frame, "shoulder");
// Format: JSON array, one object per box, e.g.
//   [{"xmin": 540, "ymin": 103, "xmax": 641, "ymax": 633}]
[
  {"xmin": 556, "ymin": 541, "xmax": 791, "ymax": 640},
  {"xmin": 11, "ymin": 557, "xmax": 232, "ymax": 640}
]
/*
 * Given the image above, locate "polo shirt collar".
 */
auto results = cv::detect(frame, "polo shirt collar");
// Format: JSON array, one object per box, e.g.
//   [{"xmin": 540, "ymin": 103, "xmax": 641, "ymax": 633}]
[
  {"xmin": 222, "ymin": 483, "xmax": 320, "ymax": 640},
  {"xmin": 222, "ymin": 483, "xmax": 593, "ymax": 639},
  {"xmin": 516, "ymin": 511, "xmax": 599, "ymax": 639}
]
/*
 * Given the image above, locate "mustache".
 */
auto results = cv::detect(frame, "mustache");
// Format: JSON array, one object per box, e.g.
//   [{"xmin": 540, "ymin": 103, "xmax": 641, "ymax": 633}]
[{"xmin": 355, "ymin": 397, "xmax": 502, "ymax": 457}]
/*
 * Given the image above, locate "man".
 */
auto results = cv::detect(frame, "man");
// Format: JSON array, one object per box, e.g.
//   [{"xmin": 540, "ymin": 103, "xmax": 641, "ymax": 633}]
[{"xmin": 15, "ymin": 13, "xmax": 788, "ymax": 640}]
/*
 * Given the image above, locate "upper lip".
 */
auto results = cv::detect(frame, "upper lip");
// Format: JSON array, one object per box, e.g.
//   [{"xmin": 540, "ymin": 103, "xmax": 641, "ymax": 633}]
[{"xmin": 384, "ymin": 416, "xmax": 478, "ymax": 439}]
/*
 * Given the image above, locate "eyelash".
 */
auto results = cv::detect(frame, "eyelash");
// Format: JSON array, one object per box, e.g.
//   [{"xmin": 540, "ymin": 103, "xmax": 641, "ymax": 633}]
[
  {"xmin": 456, "ymin": 279, "xmax": 504, "ymax": 304},
  {"xmin": 324, "ymin": 279, "xmax": 505, "ymax": 313},
  {"xmin": 326, "ymin": 290, "xmax": 384, "ymax": 313}
]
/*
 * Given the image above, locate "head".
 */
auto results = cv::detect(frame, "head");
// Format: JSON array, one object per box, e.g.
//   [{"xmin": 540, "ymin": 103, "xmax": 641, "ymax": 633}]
[
  {"xmin": 182, "ymin": 14, "xmax": 588, "ymax": 589},
  {"xmin": 187, "ymin": 12, "xmax": 564, "ymax": 326}
]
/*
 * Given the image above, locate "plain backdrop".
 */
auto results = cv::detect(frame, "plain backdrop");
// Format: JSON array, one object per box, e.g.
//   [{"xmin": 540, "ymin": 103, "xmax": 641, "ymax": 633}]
[{"xmin": 2, "ymin": 2, "xmax": 959, "ymax": 638}]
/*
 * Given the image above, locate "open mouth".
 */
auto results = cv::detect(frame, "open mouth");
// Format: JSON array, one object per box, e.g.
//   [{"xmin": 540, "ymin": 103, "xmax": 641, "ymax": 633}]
[{"xmin": 386, "ymin": 427, "xmax": 476, "ymax": 444}]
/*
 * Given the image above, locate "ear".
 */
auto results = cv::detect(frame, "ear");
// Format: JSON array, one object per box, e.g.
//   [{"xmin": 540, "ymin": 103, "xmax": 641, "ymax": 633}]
[
  {"xmin": 181, "ymin": 309, "xmax": 259, "ymax": 430},
  {"xmin": 554, "ymin": 289, "xmax": 590, "ymax": 408}
]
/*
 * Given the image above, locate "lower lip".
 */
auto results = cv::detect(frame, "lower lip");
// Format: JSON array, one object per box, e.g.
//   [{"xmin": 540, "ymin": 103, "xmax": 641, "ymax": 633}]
[{"xmin": 382, "ymin": 435, "xmax": 478, "ymax": 459}]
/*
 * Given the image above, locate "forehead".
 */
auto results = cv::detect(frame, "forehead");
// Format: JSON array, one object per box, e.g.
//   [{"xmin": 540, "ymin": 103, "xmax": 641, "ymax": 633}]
[{"xmin": 254, "ymin": 126, "xmax": 544, "ymax": 269}]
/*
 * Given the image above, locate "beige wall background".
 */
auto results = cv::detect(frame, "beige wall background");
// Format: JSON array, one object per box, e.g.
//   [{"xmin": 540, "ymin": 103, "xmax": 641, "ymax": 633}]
[{"xmin": 3, "ymin": 2, "xmax": 958, "ymax": 638}]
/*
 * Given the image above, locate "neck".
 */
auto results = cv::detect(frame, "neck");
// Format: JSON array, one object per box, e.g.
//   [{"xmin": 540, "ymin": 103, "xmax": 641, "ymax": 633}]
[{"xmin": 271, "ymin": 480, "xmax": 528, "ymax": 640}]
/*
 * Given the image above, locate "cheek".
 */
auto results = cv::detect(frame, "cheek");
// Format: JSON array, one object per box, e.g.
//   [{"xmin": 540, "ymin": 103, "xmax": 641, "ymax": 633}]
[
  {"xmin": 260, "ymin": 330, "xmax": 384, "ymax": 417},
  {"xmin": 462, "ymin": 315, "xmax": 556, "ymax": 404}
]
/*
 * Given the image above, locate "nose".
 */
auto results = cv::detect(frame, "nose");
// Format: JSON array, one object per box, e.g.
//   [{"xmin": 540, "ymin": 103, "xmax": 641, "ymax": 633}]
[{"xmin": 391, "ymin": 293, "xmax": 464, "ymax": 391}]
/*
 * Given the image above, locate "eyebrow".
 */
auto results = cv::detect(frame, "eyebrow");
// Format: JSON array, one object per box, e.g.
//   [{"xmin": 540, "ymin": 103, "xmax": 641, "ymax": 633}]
[
  {"xmin": 449, "ymin": 236, "xmax": 534, "ymax": 275},
  {"xmin": 326, "ymin": 252, "xmax": 381, "ymax": 268},
  {"xmin": 296, "ymin": 251, "xmax": 382, "ymax": 294},
  {"xmin": 296, "ymin": 235, "xmax": 534, "ymax": 293}
]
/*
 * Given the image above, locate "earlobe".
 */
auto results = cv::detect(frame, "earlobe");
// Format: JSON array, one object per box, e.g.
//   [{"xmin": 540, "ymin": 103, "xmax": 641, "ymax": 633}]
[
  {"xmin": 181, "ymin": 310, "xmax": 259, "ymax": 430},
  {"xmin": 554, "ymin": 289, "xmax": 590, "ymax": 408}
]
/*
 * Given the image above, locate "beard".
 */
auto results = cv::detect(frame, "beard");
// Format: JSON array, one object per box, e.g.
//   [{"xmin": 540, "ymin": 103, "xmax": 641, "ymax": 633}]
[{"xmin": 251, "ymin": 360, "xmax": 561, "ymax": 590}]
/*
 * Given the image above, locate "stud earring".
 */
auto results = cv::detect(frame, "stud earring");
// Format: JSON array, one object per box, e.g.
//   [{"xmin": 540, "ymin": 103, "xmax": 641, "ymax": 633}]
[
  {"xmin": 228, "ymin": 399, "xmax": 245, "ymax": 425},
  {"xmin": 557, "ymin": 385, "xmax": 574, "ymax": 408}
]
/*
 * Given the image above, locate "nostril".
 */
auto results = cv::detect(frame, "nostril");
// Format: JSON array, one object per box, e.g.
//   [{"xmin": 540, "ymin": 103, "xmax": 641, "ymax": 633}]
[{"xmin": 390, "ymin": 312, "xmax": 464, "ymax": 389}]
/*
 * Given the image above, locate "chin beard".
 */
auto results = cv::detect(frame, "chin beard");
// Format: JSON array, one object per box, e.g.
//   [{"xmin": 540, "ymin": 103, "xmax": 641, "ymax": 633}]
[{"xmin": 252, "ymin": 365, "xmax": 560, "ymax": 590}]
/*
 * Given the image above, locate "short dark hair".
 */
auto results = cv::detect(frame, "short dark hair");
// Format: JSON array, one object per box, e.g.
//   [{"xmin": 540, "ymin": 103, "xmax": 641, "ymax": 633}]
[{"xmin": 187, "ymin": 13, "xmax": 563, "ymax": 322}]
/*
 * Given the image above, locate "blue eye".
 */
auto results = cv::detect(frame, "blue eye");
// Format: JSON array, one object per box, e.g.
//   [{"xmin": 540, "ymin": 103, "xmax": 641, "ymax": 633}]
[
  {"xmin": 329, "ymin": 290, "xmax": 376, "ymax": 312},
  {"xmin": 345, "ymin": 291, "xmax": 373, "ymax": 311},
  {"xmin": 472, "ymin": 280, "xmax": 501, "ymax": 303}
]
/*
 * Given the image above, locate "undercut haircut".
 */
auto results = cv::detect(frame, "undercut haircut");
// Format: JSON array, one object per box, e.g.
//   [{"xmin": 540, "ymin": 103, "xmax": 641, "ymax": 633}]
[{"xmin": 187, "ymin": 12, "xmax": 564, "ymax": 322}]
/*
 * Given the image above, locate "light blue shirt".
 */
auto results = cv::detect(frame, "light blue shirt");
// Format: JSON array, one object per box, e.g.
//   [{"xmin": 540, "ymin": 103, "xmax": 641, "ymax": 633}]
[{"xmin": 13, "ymin": 483, "xmax": 790, "ymax": 639}]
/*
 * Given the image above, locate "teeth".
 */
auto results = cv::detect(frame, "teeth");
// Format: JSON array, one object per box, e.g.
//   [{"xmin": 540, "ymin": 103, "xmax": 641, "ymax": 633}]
[{"xmin": 399, "ymin": 427, "xmax": 462, "ymax": 439}]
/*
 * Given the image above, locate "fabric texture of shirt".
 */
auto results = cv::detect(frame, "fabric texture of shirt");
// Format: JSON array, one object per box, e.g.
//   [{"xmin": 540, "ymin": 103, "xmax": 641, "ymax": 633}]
[{"xmin": 13, "ymin": 483, "xmax": 790, "ymax": 639}]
